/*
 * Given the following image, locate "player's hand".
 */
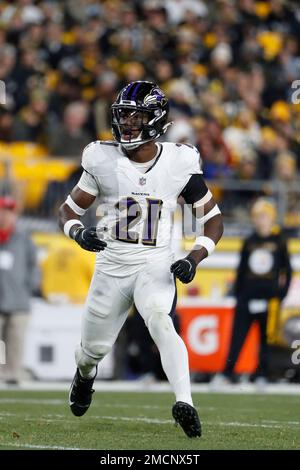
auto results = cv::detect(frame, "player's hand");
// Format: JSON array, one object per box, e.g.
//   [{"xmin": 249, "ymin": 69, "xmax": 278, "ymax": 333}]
[
  {"xmin": 170, "ymin": 256, "xmax": 197, "ymax": 284},
  {"xmin": 74, "ymin": 226, "xmax": 107, "ymax": 252}
]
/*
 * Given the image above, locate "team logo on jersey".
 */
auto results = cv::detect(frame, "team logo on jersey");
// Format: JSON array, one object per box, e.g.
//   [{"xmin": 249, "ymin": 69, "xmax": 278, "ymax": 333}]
[{"xmin": 139, "ymin": 177, "xmax": 146, "ymax": 186}]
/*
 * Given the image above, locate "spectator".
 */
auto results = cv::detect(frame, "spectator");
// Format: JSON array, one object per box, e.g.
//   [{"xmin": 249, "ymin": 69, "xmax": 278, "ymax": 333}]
[
  {"xmin": 221, "ymin": 150, "xmax": 262, "ymax": 220},
  {"xmin": 223, "ymin": 107, "xmax": 261, "ymax": 159},
  {"xmin": 93, "ymin": 71, "xmax": 118, "ymax": 138},
  {"xmin": 0, "ymin": 110, "xmax": 14, "ymax": 142},
  {"xmin": 212, "ymin": 198, "xmax": 292, "ymax": 387},
  {"xmin": 164, "ymin": 0, "xmax": 208, "ymax": 24},
  {"xmin": 256, "ymin": 127, "xmax": 277, "ymax": 179},
  {"xmin": 272, "ymin": 151, "xmax": 300, "ymax": 229},
  {"xmin": 166, "ymin": 118, "xmax": 196, "ymax": 144},
  {"xmin": 48, "ymin": 101, "xmax": 92, "ymax": 158},
  {"xmin": 11, "ymin": 90, "xmax": 49, "ymax": 144},
  {"xmin": 197, "ymin": 117, "xmax": 232, "ymax": 179},
  {"xmin": 0, "ymin": 196, "xmax": 37, "ymax": 385}
]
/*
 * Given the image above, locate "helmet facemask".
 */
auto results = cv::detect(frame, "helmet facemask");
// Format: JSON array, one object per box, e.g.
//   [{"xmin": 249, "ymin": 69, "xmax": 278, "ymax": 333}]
[{"xmin": 111, "ymin": 106, "xmax": 152, "ymax": 149}]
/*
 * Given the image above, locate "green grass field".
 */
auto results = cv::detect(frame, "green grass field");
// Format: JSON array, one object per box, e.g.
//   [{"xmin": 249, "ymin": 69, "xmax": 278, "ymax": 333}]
[{"xmin": 0, "ymin": 390, "xmax": 299, "ymax": 450}]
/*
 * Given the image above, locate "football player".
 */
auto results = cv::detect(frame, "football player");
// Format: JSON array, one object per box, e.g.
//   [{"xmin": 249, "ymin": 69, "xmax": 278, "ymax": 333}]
[{"xmin": 58, "ymin": 81, "xmax": 223, "ymax": 438}]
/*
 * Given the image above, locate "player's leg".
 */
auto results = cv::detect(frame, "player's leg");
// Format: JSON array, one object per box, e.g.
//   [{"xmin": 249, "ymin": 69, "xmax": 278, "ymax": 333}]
[
  {"xmin": 223, "ymin": 299, "xmax": 253, "ymax": 379},
  {"xmin": 70, "ymin": 269, "xmax": 133, "ymax": 416},
  {"xmin": 134, "ymin": 261, "xmax": 192, "ymax": 404},
  {"xmin": 4, "ymin": 312, "xmax": 29, "ymax": 384},
  {"xmin": 255, "ymin": 310, "xmax": 269, "ymax": 380},
  {"xmin": 0, "ymin": 314, "xmax": 7, "ymax": 381},
  {"xmin": 134, "ymin": 258, "xmax": 201, "ymax": 437}
]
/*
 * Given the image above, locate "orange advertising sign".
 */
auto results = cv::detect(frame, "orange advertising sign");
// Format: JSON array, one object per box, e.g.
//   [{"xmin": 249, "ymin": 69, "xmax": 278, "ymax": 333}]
[{"xmin": 177, "ymin": 304, "xmax": 259, "ymax": 373}]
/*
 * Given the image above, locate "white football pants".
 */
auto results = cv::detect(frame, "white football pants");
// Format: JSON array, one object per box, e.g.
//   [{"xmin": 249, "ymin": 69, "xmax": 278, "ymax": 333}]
[{"xmin": 75, "ymin": 256, "xmax": 193, "ymax": 405}]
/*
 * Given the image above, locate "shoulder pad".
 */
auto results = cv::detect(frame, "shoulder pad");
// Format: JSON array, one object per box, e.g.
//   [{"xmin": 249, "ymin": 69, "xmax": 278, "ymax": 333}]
[
  {"xmin": 175, "ymin": 143, "xmax": 203, "ymax": 174},
  {"xmin": 98, "ymin": 140, "xmax": 119, "ymax": 147},
  {"xmin": 81, "ymin": 140, "xmax": 118, "ymax": 174}
]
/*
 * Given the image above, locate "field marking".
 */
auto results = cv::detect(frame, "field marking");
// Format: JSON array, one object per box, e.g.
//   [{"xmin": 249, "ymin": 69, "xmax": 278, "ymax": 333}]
[
  {"xmin": 213, "ymin": 421, "xmax": 283, "ymax": 429},
  {"xmin": 0, "ymin": 398, "xmax": 170, "ymax": 408},
  {"xmin": 262, "ymin": 419, "xmax": 300, "ymax": 425},
  {"xmin": 98, "ymin": 415, "xmax": 173, "ymax": 424},
  {"xmin": 0, "ymin": 442, "xmax": 88, "ymax": 450},
  {"xmin": 24, "ymin": 417, "xmax": 68, "ymax": 423},
  {"xmin": 4, "ymin": 397, "xmax": 294, "ymax": 415},
  {"xmin": 0, "ymin": 398, "xmax": 65, "ymax": 405},
  {"xmin": 20, "ymin": 415, "xmax": 174, "ymax": 425},
  {"xmin": 0, "ymin": 398, "xmax": 218, "ymax": 411},
  {"xmin": 2, "ymin": 410, "xmax": 299, "ymax": 430},
  {"xmin": 0, "ymin": 406, "xmax": 300, "ymax": 429},
  {"xmin": 97, "ymin": 416, "xmax": 300, "ymax": 429},
  {"xmin": 0, "ymin": 398, "xmax": 293, "ymax": 416}
]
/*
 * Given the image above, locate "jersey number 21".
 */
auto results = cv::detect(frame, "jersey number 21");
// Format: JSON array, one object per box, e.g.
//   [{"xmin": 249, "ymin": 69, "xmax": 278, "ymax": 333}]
[{"xmin": 113, "ymin": 197, "xmax": 163, "ymax": 246}]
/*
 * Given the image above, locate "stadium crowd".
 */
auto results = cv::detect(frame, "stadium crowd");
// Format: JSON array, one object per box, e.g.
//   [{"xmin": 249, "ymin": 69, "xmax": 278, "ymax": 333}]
[{"xmin": 0, "ymin": 0, "xmax": 300, "ymax": 224}]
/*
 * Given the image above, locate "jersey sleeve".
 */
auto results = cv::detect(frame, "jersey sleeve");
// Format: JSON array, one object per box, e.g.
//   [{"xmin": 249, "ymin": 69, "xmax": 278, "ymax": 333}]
[
  {"xmin": 176, "ymin": 145, "xmax": 209, "ymax": 204},
  {"xmin": 180, "ymin": 144, "xmax": 203, "ymax": 176},
  {"xmin": 171, "ymin": 143, "xmax": 203, "ymax": 195},
  {"xmin": 180, "ymin": 174, "xmax": 210, "ymax": 204},
  {"xmin": 77, "ymin": 142, "xmax": 100, "ymax": 196},
  {"xmin": 77, "ymin": 170, "xmax": 99, "ymax": 196}
]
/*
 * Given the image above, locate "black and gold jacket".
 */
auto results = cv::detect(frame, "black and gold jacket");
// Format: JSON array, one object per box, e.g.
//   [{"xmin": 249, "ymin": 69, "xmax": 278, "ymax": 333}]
[{"xmin": 234, "ymin": 230, "xmax": 292, "ymax": 301}]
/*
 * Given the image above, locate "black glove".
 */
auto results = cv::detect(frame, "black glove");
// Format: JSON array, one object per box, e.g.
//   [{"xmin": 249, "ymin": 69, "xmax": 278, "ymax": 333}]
[
  {"xmin": 170, "ymin": 256, "xmax": 197, "ymax": 284},
  {"xmin": 73, "ymin": 226, "xmax": 107, "ymax": 252}
]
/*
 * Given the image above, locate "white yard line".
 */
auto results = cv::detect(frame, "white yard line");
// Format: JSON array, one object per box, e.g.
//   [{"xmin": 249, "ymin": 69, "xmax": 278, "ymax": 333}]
[
  {"xmin": 0, "ymin": 398, "xmax": 168, "ymax": 408},
  {"xmin": 1, "ymin": 411, "xmax": 299, "ymax": 430},
  {"xmin": 262, "ymin": 419, "xmax": 300, "ymax": 426},
  {"xmin": 0, "ymin": 442, "xmax": 87, "ymax": 450},
  {"xmin": 0, "ymin": 398, "xmax": 217, "ymax": 411},
  {"xmin": 212, "ymin": 421, "xmax": 283, "ymax": 429},
  {"xmin": 97, "ymin": 416, "xmax": 300, "ymax": 429},
  {"xmin": 98, "ymin": 415, "xmax": 174, "ymax": 424},
  {"xmin": 0, "ymin": 398, "xmax": 65, "ymax": 405}
]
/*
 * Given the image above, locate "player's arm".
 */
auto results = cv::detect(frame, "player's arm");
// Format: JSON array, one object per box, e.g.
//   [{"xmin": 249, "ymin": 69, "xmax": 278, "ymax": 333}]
[
  {"xmin": 171, "ymin": 174, "xmax": 223, "ymax": 283},
  {"xmin": 58, "ymin": 179, "xmax": 107, "ymax": 253}
]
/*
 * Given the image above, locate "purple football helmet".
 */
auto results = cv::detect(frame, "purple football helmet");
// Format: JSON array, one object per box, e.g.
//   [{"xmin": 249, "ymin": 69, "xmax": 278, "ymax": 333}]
[{"xmin": 111, "ymin": 81, "xmax": 170, "ymax": 149}]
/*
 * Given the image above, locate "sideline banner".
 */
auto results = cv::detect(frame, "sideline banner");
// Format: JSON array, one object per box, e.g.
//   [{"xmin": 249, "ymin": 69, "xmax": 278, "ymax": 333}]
[{"xmin": 177, "ymin": 302, "xmax": 259, "ymax": 373}]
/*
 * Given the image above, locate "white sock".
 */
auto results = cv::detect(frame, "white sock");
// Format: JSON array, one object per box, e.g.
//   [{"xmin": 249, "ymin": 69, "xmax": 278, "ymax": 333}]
[
  {"xmin": 79, "ymin": 366, "xmax": 97, "ymax": 380},
  {"xmin": 147, "ymin": 314, "xmax": 193, "ymax": 407},
  {"xmin": 75, "ymin": 345, "xmax": 98, "ymax": 379}
]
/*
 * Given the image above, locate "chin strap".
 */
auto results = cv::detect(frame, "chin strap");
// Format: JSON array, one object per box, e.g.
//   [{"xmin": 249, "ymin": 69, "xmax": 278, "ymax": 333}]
[{"xmin": 162, "ymin": 121, "xmax": 173, "ymax": 133}]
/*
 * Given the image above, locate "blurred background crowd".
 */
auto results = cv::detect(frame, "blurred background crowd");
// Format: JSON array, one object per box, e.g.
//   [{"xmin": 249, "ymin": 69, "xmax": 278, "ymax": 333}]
[{"xmin": 0, "ymin": 0, "xmax": 300, "ymax": 230}]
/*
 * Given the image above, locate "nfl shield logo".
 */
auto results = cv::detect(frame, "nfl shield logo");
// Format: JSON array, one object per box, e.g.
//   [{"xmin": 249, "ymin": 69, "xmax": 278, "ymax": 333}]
[{"xmin": 139, "ymin": 177, "xmax": 146, "ymax": 186}]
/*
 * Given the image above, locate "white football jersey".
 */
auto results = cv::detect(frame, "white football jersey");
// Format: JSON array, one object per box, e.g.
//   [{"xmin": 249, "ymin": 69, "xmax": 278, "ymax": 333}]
[{"xmin": 77, "ymin": 141, "xmax": 202, "ymax": 276}]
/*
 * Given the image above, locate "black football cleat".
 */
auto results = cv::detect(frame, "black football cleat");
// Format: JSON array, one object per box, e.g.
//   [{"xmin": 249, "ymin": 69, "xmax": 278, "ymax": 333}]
[
  {"xmin": 172, "ymin": 401, "xmax": 202, "ymax": 438},
  {"xmin": 69, "ymin": 368, "xmax": 97, "ymax": 417}
]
